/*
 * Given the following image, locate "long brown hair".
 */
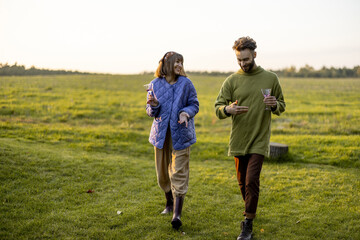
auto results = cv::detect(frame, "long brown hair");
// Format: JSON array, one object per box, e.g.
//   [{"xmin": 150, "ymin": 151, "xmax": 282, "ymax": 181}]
[{"xmin": 154, "ymin": 51, "xmax": 187, "ymax": 78}]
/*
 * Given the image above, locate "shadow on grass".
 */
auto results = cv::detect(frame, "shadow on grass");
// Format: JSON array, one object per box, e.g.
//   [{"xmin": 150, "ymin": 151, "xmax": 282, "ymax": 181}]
[{"xmin": 265, "ymin": 152, "xmax": 295, "ymax": 164}]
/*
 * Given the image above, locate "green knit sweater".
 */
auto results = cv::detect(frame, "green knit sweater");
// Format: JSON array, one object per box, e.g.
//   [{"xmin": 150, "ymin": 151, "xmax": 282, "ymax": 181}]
[{"xmin": 215, "ymin": 66, "xmax": 286, "ymax": 156}]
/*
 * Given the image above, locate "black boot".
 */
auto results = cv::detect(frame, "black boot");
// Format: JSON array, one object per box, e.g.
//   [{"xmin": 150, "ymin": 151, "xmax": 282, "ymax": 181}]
[
  {"xmin": 237, "ymin": 218, "xmax": 253, "ymax": 240},
  {"xmin": 171, "ymin": 196, "xmax": 184, "ymax": 230},
  {"xmin": 161, "ymin": 191, "xmax": 173, "ymax": 214}
]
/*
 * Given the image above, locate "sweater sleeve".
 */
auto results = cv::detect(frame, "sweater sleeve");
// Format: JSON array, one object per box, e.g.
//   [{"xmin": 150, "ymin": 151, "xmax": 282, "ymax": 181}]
[
  {"xmin": 215, "ymin": 77, "xmax": 232, "ymax": 119},
  {"xmin": 271, "ymin": 77, "xmax": 286, "ymax": 116}
]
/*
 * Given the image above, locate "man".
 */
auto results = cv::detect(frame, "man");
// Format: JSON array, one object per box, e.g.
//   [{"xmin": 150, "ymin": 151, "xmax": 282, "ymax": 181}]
[{"xmin": 215, "ymin": 36, "xmax": 285, "ymax": 240}]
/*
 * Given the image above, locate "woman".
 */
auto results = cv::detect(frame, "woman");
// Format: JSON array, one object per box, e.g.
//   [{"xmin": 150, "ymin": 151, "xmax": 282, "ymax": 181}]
[{"xmin": 146, "ymin": 51, "xmax": 199, "ymax": 230}]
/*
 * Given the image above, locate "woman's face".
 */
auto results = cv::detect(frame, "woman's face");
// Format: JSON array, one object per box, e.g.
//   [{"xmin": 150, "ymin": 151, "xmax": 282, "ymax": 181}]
[{"xmin": 174, "ymin": 58, "xmax": 183, "ymax": 75}]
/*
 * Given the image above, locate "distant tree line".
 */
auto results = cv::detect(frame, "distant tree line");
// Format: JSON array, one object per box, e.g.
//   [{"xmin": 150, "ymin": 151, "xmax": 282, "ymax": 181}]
[
  {"xmin": 187, "ymin": 65, "xmax": 360, "ymax": 78},
  {"xmin": 1, "ymin": 63, "xmax": 359, "ymax": 78},
  {"xmin": 0, "ymin": 63, "xmax": 90, "ymax": 76},
  {"xmin": 269, "ymin": 65, "xmax": 360, "ymax": 78}
]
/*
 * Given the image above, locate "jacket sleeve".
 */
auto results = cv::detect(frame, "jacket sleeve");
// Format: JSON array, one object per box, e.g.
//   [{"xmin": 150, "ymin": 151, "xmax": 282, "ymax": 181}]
[
  {"xmin": 146, "ymin": 79, "xmax": 161, "ymax": 118},
  {"xmin": 146, "ymin": 103, "xmax": 160, "ymax": 118},
  {"xmin": 215, "ymin": 78, "xmax": 232, "ymax": 119},
  {"xmin": 271, "ymin": 77, "xmax": 286, "ymax": 116},
  {"xmin": 179, "ymin": 81, "xmax": 199, "ymax": 118}
]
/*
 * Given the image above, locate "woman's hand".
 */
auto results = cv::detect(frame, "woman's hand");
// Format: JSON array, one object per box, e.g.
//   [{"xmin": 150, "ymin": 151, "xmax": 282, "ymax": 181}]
[
  {"xmin": 178, "ymin": 112, "xmax": 190, "ymax": 127},
  {"xmin": 147, "ymin": 95, "xmax": 159, "ymax": 107}
]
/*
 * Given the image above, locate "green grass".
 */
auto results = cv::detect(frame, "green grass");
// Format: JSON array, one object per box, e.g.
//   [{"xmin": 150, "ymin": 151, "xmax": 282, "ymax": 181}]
[{"xmin": 0, "ymin": 74, "xmax": 359, "ymax": 239}]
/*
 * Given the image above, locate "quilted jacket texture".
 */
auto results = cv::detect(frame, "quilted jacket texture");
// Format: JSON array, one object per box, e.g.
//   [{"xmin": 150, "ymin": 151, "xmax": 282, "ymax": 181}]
[{"xmin": 146, "ymin": 76, "xmax": 199, "ymax": 150}]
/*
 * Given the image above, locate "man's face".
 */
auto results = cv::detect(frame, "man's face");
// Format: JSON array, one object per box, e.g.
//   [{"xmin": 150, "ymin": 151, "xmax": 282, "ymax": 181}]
[{"xmin": 235, "ymin": 49, "xmax": 256, "ymax": 72}]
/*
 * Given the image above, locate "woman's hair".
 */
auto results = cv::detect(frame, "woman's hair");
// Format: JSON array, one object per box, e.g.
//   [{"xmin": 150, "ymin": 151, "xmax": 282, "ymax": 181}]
[
  {"xmin": 232, "ymin": 36, "xmax": 257, "ymax": 51},
  {"xmin": 154, "ymin": 51, "xmax": 187, "ymax": 78}
]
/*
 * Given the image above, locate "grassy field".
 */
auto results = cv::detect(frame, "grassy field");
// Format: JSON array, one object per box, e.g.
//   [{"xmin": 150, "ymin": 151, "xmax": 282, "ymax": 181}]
[{"xmin": 0, "ymin": 74, "xmax": 359, "ymax": 239}]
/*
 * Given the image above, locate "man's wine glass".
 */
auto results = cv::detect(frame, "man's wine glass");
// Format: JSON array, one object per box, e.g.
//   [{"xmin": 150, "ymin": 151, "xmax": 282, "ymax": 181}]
[{"xmin": 261, "ymin": 88, "xmax": 271, "ymax": 110}]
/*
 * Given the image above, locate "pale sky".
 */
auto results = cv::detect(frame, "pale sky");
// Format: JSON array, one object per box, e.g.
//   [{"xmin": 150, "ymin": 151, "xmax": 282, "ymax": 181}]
[{"xmin": 1, "ymin": 0, "xmax": 359, "ymax": 74}]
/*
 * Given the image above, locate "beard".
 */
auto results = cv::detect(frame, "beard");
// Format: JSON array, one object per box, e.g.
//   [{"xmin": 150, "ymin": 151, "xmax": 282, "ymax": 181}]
[{"xmin": 240, "ymin": 59, "xmax": 255, "ymax": 73}]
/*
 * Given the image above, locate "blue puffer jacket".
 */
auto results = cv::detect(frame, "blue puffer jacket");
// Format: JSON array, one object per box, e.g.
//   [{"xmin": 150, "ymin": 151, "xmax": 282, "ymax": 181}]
[{"xmin": 146, "ymin": 76, "xmax": 199, "ymax": 150}]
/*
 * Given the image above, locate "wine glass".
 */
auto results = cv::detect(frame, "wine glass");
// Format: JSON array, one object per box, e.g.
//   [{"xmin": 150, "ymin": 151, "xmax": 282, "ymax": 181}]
[
  {"xmin": 144, "ymin": 83, "xmax": 153, "ymax": 103},
  {"xmin": 144, "ymin": 83, "xmax": 154, "ymax": 95},
  {"xmin": 261, "ymin": 88, "xmax": 271, "ymax": 110}
]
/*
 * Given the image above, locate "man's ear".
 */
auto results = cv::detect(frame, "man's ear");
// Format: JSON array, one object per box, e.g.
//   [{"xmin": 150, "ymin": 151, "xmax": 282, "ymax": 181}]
[{"xmin": 253, "ymin": 51, "xmax": 257, "ymax": 58}]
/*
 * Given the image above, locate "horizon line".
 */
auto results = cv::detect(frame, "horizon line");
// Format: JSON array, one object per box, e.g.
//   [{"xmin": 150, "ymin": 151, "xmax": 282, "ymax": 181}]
[{"xmin": 1, "ymin": 62, "xmax": 359, "ymax": 75}]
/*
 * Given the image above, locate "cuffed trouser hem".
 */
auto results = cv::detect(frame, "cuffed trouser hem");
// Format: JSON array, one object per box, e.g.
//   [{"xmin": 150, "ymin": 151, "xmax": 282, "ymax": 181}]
[{"xmin": 244, "ymin": 212, "xmax": 256, "ymax": 219}]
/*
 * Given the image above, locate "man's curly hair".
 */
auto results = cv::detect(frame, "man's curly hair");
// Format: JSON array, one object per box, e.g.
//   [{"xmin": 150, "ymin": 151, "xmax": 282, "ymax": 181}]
[{"xmin": 232, "ymin": 36, "xmax": 257, "ymax": 51}]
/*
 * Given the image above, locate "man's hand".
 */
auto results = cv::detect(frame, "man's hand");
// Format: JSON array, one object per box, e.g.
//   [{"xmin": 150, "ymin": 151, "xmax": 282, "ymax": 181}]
[
  {"xmin": 225, "ymin": 100, "xmax": 249, "ymax": 115},
  {"xmin": 264, "ymin": 96, "xmax": 277, "ymax": 108},
  {"xmin": 178, "ymin": 112, "xmax": 190, "ymax": 127},
  {"xmin": 147, "ymin": 95, "xmax": 159, "ymax": 107}
]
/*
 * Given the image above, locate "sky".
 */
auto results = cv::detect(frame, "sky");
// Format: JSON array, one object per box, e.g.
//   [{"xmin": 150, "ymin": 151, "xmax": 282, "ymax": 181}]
[{"xmin": 1, "ymin": 0, "xmax": 359, "ymax": 74}]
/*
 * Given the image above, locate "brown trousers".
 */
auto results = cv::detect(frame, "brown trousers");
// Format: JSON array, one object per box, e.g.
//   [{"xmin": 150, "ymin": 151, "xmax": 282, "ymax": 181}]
[
  {"xmin": 154, "ymin": 129, "xmax": 190, "ymax": 197},
  {"xmin": 234, "ymin": 154, "xmax": 264, "ymax": 219}
]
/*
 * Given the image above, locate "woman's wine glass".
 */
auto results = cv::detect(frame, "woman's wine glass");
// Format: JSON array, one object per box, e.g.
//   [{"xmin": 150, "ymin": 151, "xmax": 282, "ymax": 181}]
[{"xmin": 144, "ymin": 83, "xmax": 153, "ymax": 104}]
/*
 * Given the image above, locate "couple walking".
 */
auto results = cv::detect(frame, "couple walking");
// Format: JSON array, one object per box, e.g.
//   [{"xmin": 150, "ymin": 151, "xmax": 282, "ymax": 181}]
[{"xmin": 145, "ymin": 36, "xmax": 286, "ymax": 240}]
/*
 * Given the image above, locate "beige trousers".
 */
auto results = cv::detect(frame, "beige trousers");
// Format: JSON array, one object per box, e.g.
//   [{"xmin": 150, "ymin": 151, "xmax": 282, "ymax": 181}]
[{"xmin": 154, "ymin": 129, "xmax": 190, "ymax": 197}]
